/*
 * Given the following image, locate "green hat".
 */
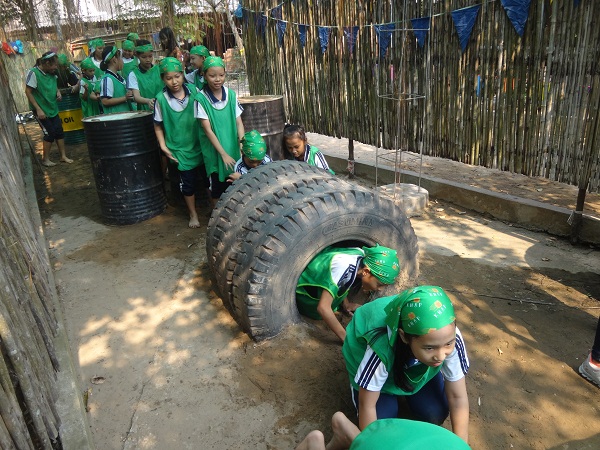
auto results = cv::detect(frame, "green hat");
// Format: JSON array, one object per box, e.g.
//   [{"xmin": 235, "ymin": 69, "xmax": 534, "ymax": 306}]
[
  {"xmin": 241, "ymin": 130, "xmax": 267, "ymax": 161},
  {"xmin": 57, "ymin": 53, "xmax": 68, "ymax": 66},
  {"xmin": 190, "ymin": 45, "xmax": 210, "ymax": 58},
  {"xmin": 135, "ymin": 44, "xmax": 154, "ymax": 54},
  {"xmin": 362, "ymin": 244, "xmax": 399, "ymax": 285},
  {"xmin": 384, "ymin": 286, "xmax": 456, "ymax": 346},
  {"xmin": 159, "ymin": 57, "xmax": 183, "ymax": 74},
  {"xmin": 203, "ymin": 56, "xmax": 225, "ymax": 72},
  {"xmin": 122, "ymin": 40, "xmax": 135, "ymax": 51},
  {"xmin": 89, "ymin": 38, "xmax": 105, "ymax": 54},
  {"xmin": 80, "ymin": 58, "xmax": 96, "ymax": 70},
  {"xmin": 127, "ymin": 33, "xmax": 139, "ymax": 42}
]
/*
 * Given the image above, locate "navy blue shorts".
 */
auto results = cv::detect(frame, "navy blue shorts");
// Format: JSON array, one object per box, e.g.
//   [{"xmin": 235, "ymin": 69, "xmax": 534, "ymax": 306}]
[
  {"xmin": 36, "ymin": 114, "xmax": 64, "ymax": 143},
  {"xmin": 210, "ymin": 173, "xmax": 230, "ymax": 199},
  {"xmin": 179, "ymin": 166, "xmax": 202, "ymax": 197}
]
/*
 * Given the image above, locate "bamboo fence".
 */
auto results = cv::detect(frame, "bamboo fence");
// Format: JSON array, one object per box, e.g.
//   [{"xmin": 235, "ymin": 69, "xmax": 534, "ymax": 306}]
[
  {"xmin": 0, "ymin": 58, "xmax": 62, "ymax": 447},
  {"xmin": 242, "ymin": 0, "xmax": 600, "ymax": 193}
]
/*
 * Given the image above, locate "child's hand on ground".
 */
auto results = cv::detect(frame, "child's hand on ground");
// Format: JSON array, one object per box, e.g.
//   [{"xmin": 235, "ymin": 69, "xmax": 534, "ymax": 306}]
[{"xmin": 221, "ymin": 154, "xmax": 236, "ymax": 169}]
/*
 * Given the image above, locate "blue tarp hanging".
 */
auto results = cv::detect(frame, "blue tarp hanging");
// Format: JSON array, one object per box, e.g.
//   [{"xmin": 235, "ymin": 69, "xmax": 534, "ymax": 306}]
[
  {"xmin": 271, "ymin": 5, "xmax": 282, "ymax": 19},
  {"xmin": 298, "ymin": 25, "xmax": 307, "ymax": 48},
  {"xmin": 255, "ymin": 13, "xmax": 267, "ymax": 37},
  {"xmin": 276, "ymin": 21, "xmax": 287, "ymax": 47},
  {"xmin": 574, "ymin": 0, "xmax": 581, "ymax": 7},
  {"xmin": 500, "ymin": 0, "xmax": 532, "ymax": 37},
  {"xmin": 343, "ymin": 26, "xmax": 359, "ymax": 54},
  {"xmin": 411, "ymin": 17, "xmax": 431, "ymax": 49},
  {"xmin": 234, "ymin": 2, "xmax": 243, "ymax": 19},
  {"xmin": 451, "ymin": 5, "xmax": 481, "ymax": 53},
  {"xmin": 318, "ymin": 27, "xmax": 330, "ymax": 53},
  {"xmin": 374, "ymin": 23, "xmax": 394, "ymax": 58}
]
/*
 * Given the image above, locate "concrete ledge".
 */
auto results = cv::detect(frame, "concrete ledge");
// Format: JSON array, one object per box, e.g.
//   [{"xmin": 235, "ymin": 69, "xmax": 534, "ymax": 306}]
[{"xmin": 326, "ymin": 156, "xmax": 600, "ymax": 245}]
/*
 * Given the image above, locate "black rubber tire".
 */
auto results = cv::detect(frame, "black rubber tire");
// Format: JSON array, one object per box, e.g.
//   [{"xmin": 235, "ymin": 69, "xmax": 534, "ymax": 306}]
[
  {"xmin": 205, "ymin": 161, "xmax": 349, "ymax": 309},
  {"xmin": 232, "ymin": 188, "xmax": 419, "ymax": 340}
]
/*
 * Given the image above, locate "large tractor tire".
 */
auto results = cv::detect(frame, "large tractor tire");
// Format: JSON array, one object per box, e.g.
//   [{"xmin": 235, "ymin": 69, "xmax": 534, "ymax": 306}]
[
  {"xmin": 206, "ymin": 162, "xmax": 349, "ymax": 310},
  {"xmin": 232, "ymin": 188, "xmax": 419, "ymax": 340}
]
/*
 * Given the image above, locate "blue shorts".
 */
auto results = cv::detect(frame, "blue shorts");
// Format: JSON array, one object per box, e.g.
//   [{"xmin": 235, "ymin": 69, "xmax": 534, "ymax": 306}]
[
  {"xmin": 36, "ymin": 114, "xmax": 64, "ymax": 143},
  {"xmin": 210, "ymin": 173, "xmax": 230, "ymax": 199},
  {"xmin": 179, "ymin": 166, "xmax": 202, "ymax": 197}
]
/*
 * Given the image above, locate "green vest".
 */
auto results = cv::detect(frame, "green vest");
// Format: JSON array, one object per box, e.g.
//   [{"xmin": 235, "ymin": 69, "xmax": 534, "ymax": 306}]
[
  {"xmin": 306, "ymin": 145, "xmax": 335, "ymax": 175},
  {"xmin": 349, "ymin": 419, "xmax": 471, "ymax": 450},
  {"xmin": 92, "ymin": 59, "xmax": 104, "ymax": 80},
  {"xmin": 156, "ymin": 84, "xmax": 201, "ymax": 171},
  {"xmin": 101, "ymin": 71, "xmax": 132, "ymax": 114},
  {"xmin": 196, "ymin": 88, "xmax": 240, "ymax": 181},
  {"xmin": 132, "ymin": 65, "xmax": 163, "ymax": 111},
  {"xmin": 342, "ymin": 295, "xmax": 441, "ymax": 396},
  {"xmin": 193, "ymin": 72, "xmax": 206, "ymax": 90},
  {"xmin": 121, "ymin": 58, "xmax": 138, "ymax": 80},
  {"xmin": 296, "ymin": 247, "xmax": 364, "ymax": 319},
  {"xmin": 29, "ymin": 67, "xmax": 58, "ymax": 117},
  {"xmin": 80, "ymin": 77, "xmax": 101, "ymax": 118}
]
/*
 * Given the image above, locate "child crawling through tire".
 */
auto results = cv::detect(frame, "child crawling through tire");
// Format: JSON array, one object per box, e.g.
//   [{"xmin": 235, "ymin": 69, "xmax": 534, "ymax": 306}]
[{"xmin": 296, "ymin": 244, "xmax": 399, "ymax": 342}]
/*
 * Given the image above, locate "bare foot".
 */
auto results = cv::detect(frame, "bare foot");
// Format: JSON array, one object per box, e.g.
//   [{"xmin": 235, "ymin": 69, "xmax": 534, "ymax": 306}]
[
  {"xmin": 60, "ymin": 157, "xmax": 73, "ymax": 164},
  {"xmin": 188, "ymin": 215, "xmax": 200, "ymax": 228},
  {"xmin": 42, "ymin": 159, "xmax": 56, "ymax": 167}
]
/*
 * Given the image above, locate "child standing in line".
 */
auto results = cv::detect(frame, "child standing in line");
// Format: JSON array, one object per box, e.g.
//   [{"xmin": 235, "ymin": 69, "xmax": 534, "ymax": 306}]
[
  {"xmin": 88, "ymin": 38, "xmax": 105, "ymax": 79},
  {"xmin": 185, "ymin": 45, "xmax": 210, "ymax": 90},
  {"xmin": 100, "ymin": 46, "xmax": 133, "ymax": 114},
  {"xmin": 127, "ymin": 40, "xmax": 163, "ymax": 111},
  {"xmin": 342, "ymin": 286, "xmax": 470, "ymax": 443},
  {"xmin": 121, "ymin": 40, "xmax": 138, "ymax": 80},
  {"xmin": 153, "ymin": 57, "xmax": 202, "ymax": 228},
  {"xmin": 25, "ymin": 51, "xmax": 73, "ymax": 166},
  {"xmin": 228, "ymin": 130, "xmax": 272, "ymax": 181},
  {"xmin": 79, "ymin": 58, "xmax": 102, "ymax": 117},
  {"xmin": 194, "ymin": 56, "xmax": 244, "ymax": 207},
  {"xmin": 296, "ymin": 244, "xmax": 400, "ymax": 342},
  {"xmin": 283, "ymin": 124, "xmax": 334, "ymax": 174}
]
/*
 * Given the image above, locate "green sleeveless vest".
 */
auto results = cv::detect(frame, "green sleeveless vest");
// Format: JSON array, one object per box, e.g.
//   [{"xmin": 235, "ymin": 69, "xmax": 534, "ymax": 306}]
[
  {"xmin": 80, "ymin": 77, "xmax": 101, "ymax": 118},
  {"xmin": 29, "ymin": 67, "xmax": 58, "ymax": 117},
  {"xmin": 193, "ymin": 72, "xmax": 206, "ymax": 90},
  {"xmin": 296, "ymin": 247, "xmax": 364, "ymax": 319},
  {"xmin": 155, "ymin": 84, "xmax": 201, "ymax": 171},
  {"xmin": 350, "ymin": 419, "xmax": 471, "ymax": 450},
  {"xmin": 196, "ymin": 88, "xmax": 240, "ymax": 181},
  {"xmin": 101, "ymin": 71, "xmax": 132, "ymax": 114},
  {"xmin": 121, "ymin": 58, "xmax": 138, "ymax": 80},
  {"xmin": 342, "ymin": 295, "xmax": 442, "ymax": 396},
  {"xmin": 132, "ymin": 65, "xmax": 164, "ymax": 111}
]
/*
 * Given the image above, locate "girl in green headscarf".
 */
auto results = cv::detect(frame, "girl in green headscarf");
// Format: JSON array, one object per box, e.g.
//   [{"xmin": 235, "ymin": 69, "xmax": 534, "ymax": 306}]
[
  {"xmin": 185, "ymin": 45, "xmax": 211, "ymax": 90},
  {"xmin": 79, "ymin": 58, "xmax": 102, "ymax": 117},
  {"xmin": 342, "ymin": 286, "xmax": 470, "ymax": 443},
  {"xmin": 99, "ymin": 46, "xmax": 133, "ymax": 114},
  {"xmin": 127, "ymin": 40, "xmax": 162, "ymax": 111},
  {"xmin": 228, "ymin": 129, "xmax": 272, "ymax": 181},
  {"xmin": 121, "ymin": 39, "xmax": 138, "ymax": 79},
  {"xmin": 194, "ymin": 56, "xmax": 245, "ymax": 207},
  {"xmin": 88, "ymin": 38, "xmax": 105, "ymax": 79},
  {"xmin": 296, "ymin": 244, "xmax": 400, "ymax": 342}
]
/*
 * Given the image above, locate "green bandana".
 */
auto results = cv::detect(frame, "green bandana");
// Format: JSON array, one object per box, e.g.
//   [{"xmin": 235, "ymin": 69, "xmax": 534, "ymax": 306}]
[
  {"xmin": 159, "ymin": 57, "xmax": 183, "ymax": 74},
  {"xmin": 57, "ymin": 53, "xmax": 68, "ymax": 66},
  {"xmin": 80, "ymin": 58, "xmax": 96, "ymax": 70},
  {"xmin": 103, "ymin": 46, "xmax": 119, "ymax": 63},
  {"xmin": 362, "ymin": 244, "xmax": 400, "ymax": 285},
  {"xmin": 384, "ymin": 286, "xmax": 455, "ymax": 346},
  {"xmin": 241, "ymin": 130, "xmax": 267, "ymax": 160},
  {"xmin": 203, "ymin": 56, "xmax": 225, "ymax": 72},
  {"xmin": 190, "ymin": 45, "xmax": 210, "ymax": 58},
  {"xmin": 136, "ymin": 44, "xmax": 154, "ymax": 54},
  {"xmin": 127, "ymin": 33, "xmax": 139, "ymax": 42},
  {"xmin": 122, "ymin": 40, "xmax": 135, "ymax": 51}
]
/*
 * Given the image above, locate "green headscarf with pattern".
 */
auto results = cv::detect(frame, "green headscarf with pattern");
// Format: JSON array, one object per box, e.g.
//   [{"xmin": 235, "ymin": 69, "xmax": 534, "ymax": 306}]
[
  {"xmin": 127, "ymin": 33, "xmax": 139, "ymax": 42},
  {"xmin": 80, "ymin": 58, "xmax": 96, "ymax": 70},
  {"xmin": 384, "ymin": 286, "xmax": 456, "ymax": 346},
  {"xmin": 159, "ymin": 57, "xmax": 183, "ymax": 74},
  {"xmin": 190, "ymin": 45, "xmax": 210, "ymax": 58},
  {"xmin": 241, "ymin": 130, "xmax": 267, "ymax": 161},
  {"xmin": 203, "ymin": 56, "xmax": 225, "ymax": 72},
  {"xmin": 122, "ymin": 40, "xmax": 135, "ymax": 51},
  {"xmin": 57, "ymin": 53, "xmax": 68, "ymax": 66},
  {"xmin": 135, "ymin": 44, "xmax": 154, "ymax": 54},
  {"xmin": 362, "ymin": 244, "xmax": 400, "ymax": 285}
]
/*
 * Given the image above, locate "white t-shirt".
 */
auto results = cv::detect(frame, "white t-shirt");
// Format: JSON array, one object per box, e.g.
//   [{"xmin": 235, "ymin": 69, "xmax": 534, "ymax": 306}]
[
  {"xmin": 354, "ymin": 327, "xmax": 469, "ymax": 391},
  {"xmin": 127, "ymin": 71, "xmax": 140, "ymax": 90}
]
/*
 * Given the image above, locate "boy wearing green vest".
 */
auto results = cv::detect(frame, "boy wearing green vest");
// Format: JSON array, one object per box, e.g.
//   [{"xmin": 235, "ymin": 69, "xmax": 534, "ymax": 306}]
[
  {"xmin": 79, "ymin": 58, "xmax": 102, "ymax": 117},
  {"xmin": 25, "ymin": 51, "xmax": 73, "ymax": 166},
  {"xmin": 194, "ymin": 56, "xmax": 245, "ymax": 207},
  {"xmin": 296, "ymin": 244, "xmax": 399, "ymax": 342},
  {"xmin": 342, "ymin": 286, "xmax": 470, "ymax": 442},
  {"xmin": 153, "ymin": 57, "xmax": 203, "ymax": 228},
  {"xmin": 127, "ymin": 40, "xmax": 163, "ymax": 111},
  {"xmin": 99, "ymin": 46, "xmax": 133, "ymax": 114}
]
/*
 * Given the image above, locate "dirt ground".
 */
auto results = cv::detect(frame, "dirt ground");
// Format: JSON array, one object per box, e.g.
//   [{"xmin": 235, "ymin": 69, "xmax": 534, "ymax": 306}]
[{"xmin": 21, "ymin": 122, "xmax": 600, "ymax": 449}]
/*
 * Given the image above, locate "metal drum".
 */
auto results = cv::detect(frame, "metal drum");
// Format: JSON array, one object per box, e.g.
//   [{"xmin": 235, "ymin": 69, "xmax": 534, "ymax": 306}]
[
  {"xmin": 58, "ymin": 90, "xmax": 86, "ymax": 144},
  {"xmin": 82, "ymin": 111, "xmax": 167, "ymax": 225},
  {"xmin": 238, "ymin": 95, "xmax": 286, "ymax": 161}
]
